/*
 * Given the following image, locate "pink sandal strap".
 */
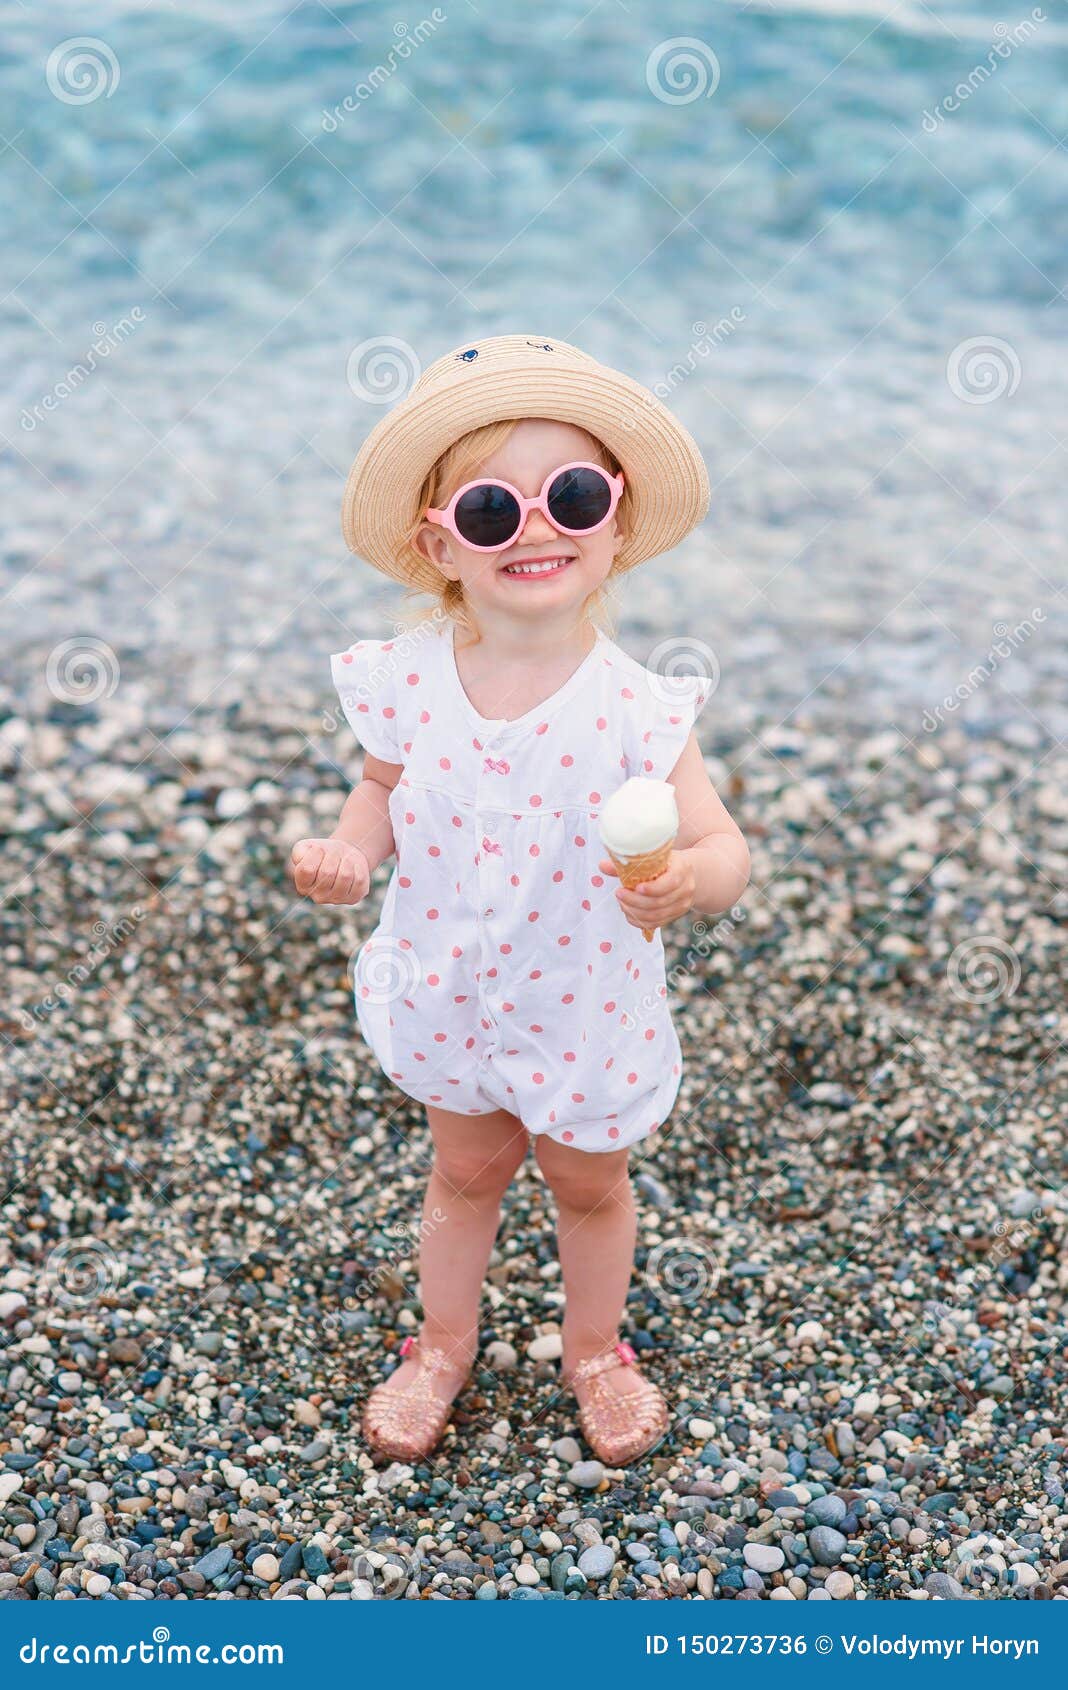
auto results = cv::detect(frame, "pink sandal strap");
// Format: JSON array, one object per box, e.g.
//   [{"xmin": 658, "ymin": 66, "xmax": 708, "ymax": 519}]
[
  {"xmin": 567, "ymin": 1339, "xmax": 637, "ymax": 1387},
  {"xmin": 396, "ymin": 1334, "xmax": 452, "ymax": 1371}
]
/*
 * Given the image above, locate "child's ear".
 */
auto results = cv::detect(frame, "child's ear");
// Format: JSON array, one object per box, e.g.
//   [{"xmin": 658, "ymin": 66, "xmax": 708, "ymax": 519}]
[{"xmin": 414, "ymin": 522, "xmax": 460, "ymax": 580}]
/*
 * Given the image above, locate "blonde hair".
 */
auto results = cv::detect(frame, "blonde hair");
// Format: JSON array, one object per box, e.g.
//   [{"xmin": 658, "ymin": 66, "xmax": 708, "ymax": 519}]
[{"xmin": 401, "ymin": 419, "xmax": 633, "ymax": 637}]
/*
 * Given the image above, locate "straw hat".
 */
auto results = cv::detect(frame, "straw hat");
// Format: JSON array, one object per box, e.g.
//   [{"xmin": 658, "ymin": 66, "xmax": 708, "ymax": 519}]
[{"xmin": 340, "ymin": 334, "xmax": 709, "ymax": 591}]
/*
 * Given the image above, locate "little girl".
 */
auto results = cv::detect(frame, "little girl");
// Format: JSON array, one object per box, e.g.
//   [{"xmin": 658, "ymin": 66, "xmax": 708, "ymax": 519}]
[{"xmin": 290, "ymin": 335, "xmax": 749, "ymax": 1467}]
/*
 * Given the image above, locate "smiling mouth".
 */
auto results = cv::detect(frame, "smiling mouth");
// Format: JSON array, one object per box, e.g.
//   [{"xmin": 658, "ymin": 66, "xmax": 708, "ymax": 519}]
[{"xmin": 500, "ymin": 554, "xmax": 575, "ymax": 579}]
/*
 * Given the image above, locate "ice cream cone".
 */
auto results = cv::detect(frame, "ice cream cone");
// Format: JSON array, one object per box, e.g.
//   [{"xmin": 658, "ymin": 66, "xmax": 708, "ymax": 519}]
[
  {"xmin": 599, "ymin": 776, "xmax": 680, "ymax": 943},
  {"xmin": 607, "ymin": 838, "xmax": 676, "ymax": 941}
]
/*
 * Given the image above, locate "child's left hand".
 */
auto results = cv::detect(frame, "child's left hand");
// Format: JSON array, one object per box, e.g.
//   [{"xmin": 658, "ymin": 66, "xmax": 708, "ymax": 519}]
[{"xmin": 599, "ymin": 850, "xmax": 696, "ymax": 932}]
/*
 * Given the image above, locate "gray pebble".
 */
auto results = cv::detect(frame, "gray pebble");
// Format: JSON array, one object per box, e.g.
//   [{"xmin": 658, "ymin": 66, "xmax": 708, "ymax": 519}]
[
  {"xmin": 810, "ymin": 1494, "xmax": 847, "ymax": 1527},
  {"xmin": 925, "ymin": 1571, "xmax": 965, "ymax": 1599},
  {"xmin": 808, "ymin": 1526, "xmax": 847, "ymax": 1566},
  {"xmin": 577, "ymin": 1545, "xmax": 614, "ymax": 1580},
  {"xmin": 194, "ymin": 1546, "xmax": 233, "ymax": 1580}
]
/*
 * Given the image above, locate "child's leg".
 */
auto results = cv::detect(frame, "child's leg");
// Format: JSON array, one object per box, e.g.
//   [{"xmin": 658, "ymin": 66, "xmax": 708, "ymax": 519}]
[
  {"xmin": 533, "ymin": 1136, "xmax": 642, "ymax": 1389},
  {"xmin": 398, "ymin": 1105, "xmax": 528, "ymax": 1388}
]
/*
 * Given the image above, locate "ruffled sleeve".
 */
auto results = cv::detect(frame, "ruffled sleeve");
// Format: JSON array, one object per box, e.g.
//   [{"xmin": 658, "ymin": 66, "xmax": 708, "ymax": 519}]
[
  {"xmin": 330, "ymin": 639, "xmax": 403, "ymax": 764},
  {"xmin": 625, "ymin": 667, "xmax": 709, "ymax": 782}
]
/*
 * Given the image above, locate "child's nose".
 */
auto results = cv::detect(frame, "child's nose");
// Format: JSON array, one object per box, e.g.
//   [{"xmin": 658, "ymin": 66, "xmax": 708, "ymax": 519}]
[{"xmin": 517, "ymin": 505, "xmax": 558, "ymax": 544}]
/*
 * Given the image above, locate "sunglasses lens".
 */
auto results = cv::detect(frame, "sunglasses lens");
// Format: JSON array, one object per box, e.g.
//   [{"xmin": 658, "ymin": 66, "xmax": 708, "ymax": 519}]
[
  {"xmin": 546, "ymin": 466, "xmax": 613, "ymax": 532},
  {"xmin": 452, "ymin": 483, "xmax": 521, "ymax": 549}
]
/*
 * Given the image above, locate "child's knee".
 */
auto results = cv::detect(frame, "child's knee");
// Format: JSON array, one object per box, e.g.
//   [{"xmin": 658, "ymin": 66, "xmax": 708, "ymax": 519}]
[
  {"xmin": 535, "ymin": 1135, "xmax": 629, "ymax": 1213},
  {"xmin": 434, "ymin": 1134, "xmax": 525, "ymax": 1203}
]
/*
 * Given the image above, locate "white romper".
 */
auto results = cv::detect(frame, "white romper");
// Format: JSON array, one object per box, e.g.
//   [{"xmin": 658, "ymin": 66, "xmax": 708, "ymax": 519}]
[{"xmin": 330, "ymin": 619, "xmax": 708, "ymax": 1153}]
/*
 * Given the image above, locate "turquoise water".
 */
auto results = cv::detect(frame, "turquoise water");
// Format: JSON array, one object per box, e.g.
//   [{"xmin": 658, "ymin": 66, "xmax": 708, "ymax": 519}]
[{"xmin": 2, "ymin": 0, "xmax": 1065, "ymax": 725}]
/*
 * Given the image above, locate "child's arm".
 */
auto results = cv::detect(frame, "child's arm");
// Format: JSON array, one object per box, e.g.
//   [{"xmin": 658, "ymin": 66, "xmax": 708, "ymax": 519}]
[
  {"xmin": 289, "ymin": 753, "xmax": 403, "ymax": 906},
  {"xmin": 600, "ymin": 734, "xmax": 750, "ymax": 931}
]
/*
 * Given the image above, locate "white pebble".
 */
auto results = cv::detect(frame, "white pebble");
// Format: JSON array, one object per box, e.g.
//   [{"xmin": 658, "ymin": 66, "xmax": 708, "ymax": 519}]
[
  {"xmin": 484, "ymin": 1340, "xmax": 518, "ymax": 1370},
  {"xmin": 215, "ymin": 787, "xmax": 251, "ymax": 819},
  {"xmin": 744, "ymin": 1544, "xmax": 785, "ymax": 1574},
  {"xmin": 526, "ymin": 1333, "xmax": 562, "ymax": 1362},
  {"xmin": 825, "ymin": 1570, "xmax": 854, "ymax": 1599}
]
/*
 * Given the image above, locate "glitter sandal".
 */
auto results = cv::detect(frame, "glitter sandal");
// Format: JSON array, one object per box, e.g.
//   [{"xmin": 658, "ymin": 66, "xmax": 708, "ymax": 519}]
[
  {"xmin": 566, "ymin": 1340, "xmax": 669, "ymax": 1467},
  {"xmin": 362, "ymin": 1335, "xmax": 468, "ymax": 1462}
]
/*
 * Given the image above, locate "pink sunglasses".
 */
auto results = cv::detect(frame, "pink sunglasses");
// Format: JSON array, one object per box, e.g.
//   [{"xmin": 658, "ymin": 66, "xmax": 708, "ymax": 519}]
[{"xmin": 425, "ymin": 460, "xmax": 624, "ymax": 553}]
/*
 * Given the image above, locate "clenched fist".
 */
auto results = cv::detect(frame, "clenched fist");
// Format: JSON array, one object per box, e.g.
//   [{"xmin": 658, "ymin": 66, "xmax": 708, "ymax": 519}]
[{"xmin": 289, "ymin": 837, "xmax": 371, "ymax": 905}]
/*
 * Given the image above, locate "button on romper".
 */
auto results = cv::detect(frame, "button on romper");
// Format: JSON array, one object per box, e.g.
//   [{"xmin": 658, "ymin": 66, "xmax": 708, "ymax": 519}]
[{"xmin": 330, "ymin": 619, "xmax": 708, "ymax": 1153}]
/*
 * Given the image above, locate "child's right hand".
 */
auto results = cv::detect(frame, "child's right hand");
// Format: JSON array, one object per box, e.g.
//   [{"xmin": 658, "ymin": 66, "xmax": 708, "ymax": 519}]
[{"xmin": 289, "ymin": 837, "xmax": 371, "ymax": 905}]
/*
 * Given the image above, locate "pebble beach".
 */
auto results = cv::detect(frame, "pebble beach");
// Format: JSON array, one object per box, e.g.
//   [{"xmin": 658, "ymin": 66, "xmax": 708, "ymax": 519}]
[
  {"xmin": 2, "ymin": 639, "xmax": 1066, "ymax": 1601},
  {"xmin": 2, "ymin": 0, "xmax": 1067, "ymax": 1605}
]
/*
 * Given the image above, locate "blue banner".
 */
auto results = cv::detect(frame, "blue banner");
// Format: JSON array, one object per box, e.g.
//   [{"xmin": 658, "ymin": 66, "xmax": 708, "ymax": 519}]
[{"xmin": 1, "ymin": 1601, "xmax": 1062, "ymax": 1687}]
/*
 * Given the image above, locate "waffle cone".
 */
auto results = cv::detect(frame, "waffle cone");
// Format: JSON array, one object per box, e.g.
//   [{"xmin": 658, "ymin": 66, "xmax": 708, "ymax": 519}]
[{"xmin": 608, "ymin": 838, "xmax": 675, "ymax": 941}]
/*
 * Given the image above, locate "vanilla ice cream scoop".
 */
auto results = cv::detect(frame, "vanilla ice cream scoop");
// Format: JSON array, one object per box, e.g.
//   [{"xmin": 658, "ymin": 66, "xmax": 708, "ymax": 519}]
[{"xmin": 598, "ymin": 777, "xmax": 678, "ymax": 858}]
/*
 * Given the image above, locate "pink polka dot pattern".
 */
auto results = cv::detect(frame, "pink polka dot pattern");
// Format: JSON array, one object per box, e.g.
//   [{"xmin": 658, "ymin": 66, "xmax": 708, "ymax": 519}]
[{"xmin": 331, "ymin": 622, "xmax": 708, "ymax": 1152}]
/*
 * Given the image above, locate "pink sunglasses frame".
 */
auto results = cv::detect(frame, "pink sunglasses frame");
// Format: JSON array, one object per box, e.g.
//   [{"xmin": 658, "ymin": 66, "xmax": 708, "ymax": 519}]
[{"xmin": 425, "ymin": 460, "xmax": 625, "ymax": 553}]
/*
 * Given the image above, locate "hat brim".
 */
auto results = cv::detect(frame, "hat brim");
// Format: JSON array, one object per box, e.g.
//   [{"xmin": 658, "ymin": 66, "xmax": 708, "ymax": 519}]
[{"xmin": 340, "ymin": 357, "xmax": 709, "ymax": 590}]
